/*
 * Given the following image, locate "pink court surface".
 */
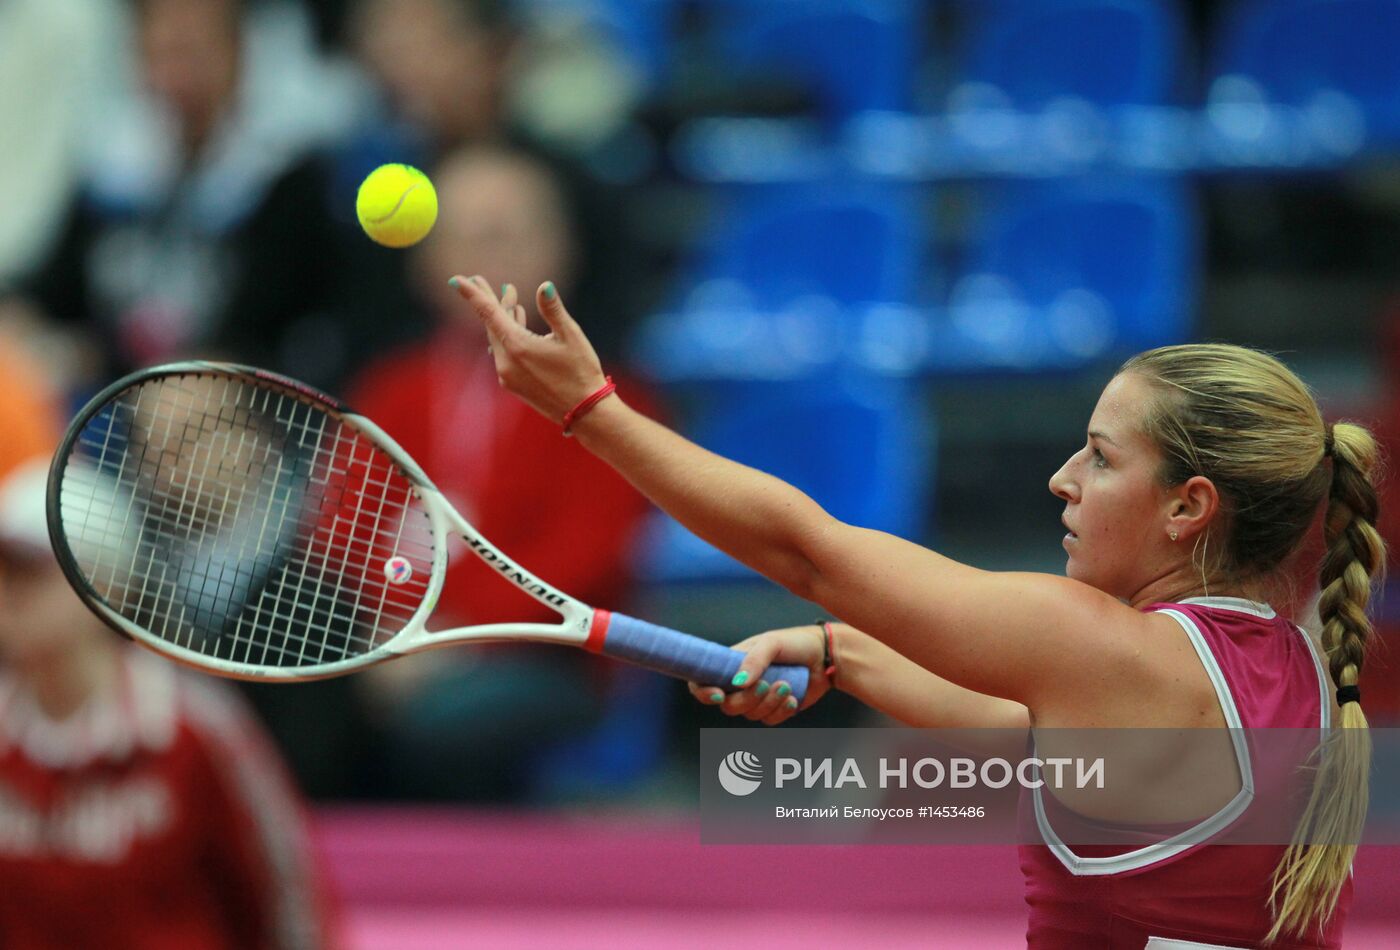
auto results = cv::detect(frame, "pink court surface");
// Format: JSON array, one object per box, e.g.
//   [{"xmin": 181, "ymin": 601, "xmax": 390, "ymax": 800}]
[{"xmin": 318, "ymin": 810, "xmax": 1399, "ymax": 948}]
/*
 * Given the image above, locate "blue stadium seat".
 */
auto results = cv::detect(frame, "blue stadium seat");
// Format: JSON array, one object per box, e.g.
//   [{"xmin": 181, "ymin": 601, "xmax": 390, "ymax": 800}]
[
  {"xmin": 633, "ymin": 178, "xmax": 933, "ymax": 582},
  {"xmin": 714, "ymin": 0, "xmax": 922, "ymax": 123},
  {"xmin": 631, "ymin": 180, "xmax": 928, "ymax": 380},
  {"xmin": 693, "ymin": 180, "xmax": 925, "ymax": 307},
  {"xmin": 513, "ymin": 0, "xmax": 677, "ymax": 86},
  {"xmin": 940, "ymin": 177, "xmax": 1196, "ymax": 370},
  {"xmin": 528, "ymin": 665, "xmax": 671, "ymax": 799},
  {"xmin": 1210, "ymin": 0, "xmax": 1400, "ymax": 147},
  {"xmin": 952, "ymin": 0, "xmax": 1185, "ymax": 108},
  {"xmin": 639, "ymin": 374, "xmax": 935, "ymax": 582}
]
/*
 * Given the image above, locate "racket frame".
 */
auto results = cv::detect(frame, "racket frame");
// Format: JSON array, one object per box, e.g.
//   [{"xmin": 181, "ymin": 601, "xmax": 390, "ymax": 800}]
[{"xmin": 47, "ymin": 362, "xmax": 596, "ymax": 683}]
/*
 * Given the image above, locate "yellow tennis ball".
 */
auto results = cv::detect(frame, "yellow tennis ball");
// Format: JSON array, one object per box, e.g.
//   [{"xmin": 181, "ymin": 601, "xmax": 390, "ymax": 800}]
[{"xmin": 356, "ymin": 163, "xmax": 438, "ymax": 248}]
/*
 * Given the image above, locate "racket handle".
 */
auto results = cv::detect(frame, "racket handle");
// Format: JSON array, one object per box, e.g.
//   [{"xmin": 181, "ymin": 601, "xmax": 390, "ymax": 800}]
[{"xmin": 589, "ymin": 611, "xmax": 809, "ymax": 703}]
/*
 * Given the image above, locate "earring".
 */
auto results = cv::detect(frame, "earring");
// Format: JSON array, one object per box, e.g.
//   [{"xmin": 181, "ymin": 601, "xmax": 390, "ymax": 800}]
[{"xmin": 1170, "ymin": 530, "xmax": 1179, "ymax": 541}]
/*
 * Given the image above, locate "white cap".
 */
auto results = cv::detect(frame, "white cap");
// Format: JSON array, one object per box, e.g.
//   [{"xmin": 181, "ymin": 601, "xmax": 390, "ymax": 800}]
[
  {"xmin": 0, "ymin": 458, "xmax": 141, "ymax": 585},
  {"xmin": 0, "ymin": 458, "xmax": 52, "ymax": 560}
]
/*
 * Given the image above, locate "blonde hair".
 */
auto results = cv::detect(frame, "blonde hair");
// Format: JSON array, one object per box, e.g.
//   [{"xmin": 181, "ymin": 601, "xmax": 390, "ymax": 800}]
[{"xmin": 1120, "ymin": 343, "xmax": 1384, "ymax": 942}]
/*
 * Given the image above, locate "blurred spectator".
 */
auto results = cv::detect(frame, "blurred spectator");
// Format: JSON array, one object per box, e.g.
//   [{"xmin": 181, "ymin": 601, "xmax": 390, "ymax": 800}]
[
  {"xmin": 336, "ymin": 0, "xmax": 646, "ymax": 364},
  {"xmin": 6, "ymin": 0, "xmax": 382, "ymax": 393},
  {"xmin": 345, "ymin": 144, "xmax": 660, "ymax": 801},
  {"xmin": 0, "ymin": 0, "xmax": 123, "ymax": 288},
  {"xmin": 0, "ymin": 337, "xmax": 65, "ymax": 481},
  {"xmin": 0, "ymin": 345, "xmax": 338, "ymax": 948},
  {"xmin": 347, "ymin": 0, "xmax": 514, "ymax": 153}
]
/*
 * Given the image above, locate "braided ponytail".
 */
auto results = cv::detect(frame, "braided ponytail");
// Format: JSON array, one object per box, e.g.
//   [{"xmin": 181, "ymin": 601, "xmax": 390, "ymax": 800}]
[
  {"xmin": 1121, "ymin": 345, "xmax": 1386, "ymax": 942},
  {"xmin": 1267, "ymin": 421, "xmax": 1385, "ymax": 942}
]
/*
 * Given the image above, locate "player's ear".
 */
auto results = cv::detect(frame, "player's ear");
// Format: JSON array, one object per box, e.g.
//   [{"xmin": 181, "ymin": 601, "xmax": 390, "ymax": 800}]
[{"xmin": 1166, "ymin": 474, "xmax": 1218, "ymax": 543}]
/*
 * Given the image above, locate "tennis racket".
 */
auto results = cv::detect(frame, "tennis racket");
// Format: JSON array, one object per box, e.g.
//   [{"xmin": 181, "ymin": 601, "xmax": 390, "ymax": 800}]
[{"xmin": 45, "ymin": 361, "xmax": 808, "ymax": 698}]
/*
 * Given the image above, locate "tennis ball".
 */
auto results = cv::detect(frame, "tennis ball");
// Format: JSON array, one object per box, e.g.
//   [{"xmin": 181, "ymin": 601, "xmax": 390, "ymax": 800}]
[{"xmin": 356, "ymin": 163, "xmax": 438, "ymax": 248}]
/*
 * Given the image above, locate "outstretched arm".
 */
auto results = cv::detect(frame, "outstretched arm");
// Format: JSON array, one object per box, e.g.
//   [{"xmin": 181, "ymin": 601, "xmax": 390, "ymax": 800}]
[
  {"xmin": 452, "ymin": 277, "xmax": 1151, "ymax": 716},
  {"xmin": 451, "ymin": 276, "xmax": 834, "ymax": 587},
  {"xmin": 704, "ymin": 623, "xmax": 1027, "ymax": 729},
  {"xmin": 832, "ymin": 624, "xmax": 1030, "ymax": 731}
]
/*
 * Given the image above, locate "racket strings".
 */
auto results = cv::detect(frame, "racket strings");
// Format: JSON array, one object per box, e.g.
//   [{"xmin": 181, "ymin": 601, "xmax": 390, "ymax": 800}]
[{"xmin": 56, "ymin": 373, "xmax": 438, "ymax": 671}]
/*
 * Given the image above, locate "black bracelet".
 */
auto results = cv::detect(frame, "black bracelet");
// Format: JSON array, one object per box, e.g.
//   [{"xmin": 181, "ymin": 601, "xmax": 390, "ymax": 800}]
[{"xmin": 815, "ymin": 619, "xmax": 835, "ymax": 680}]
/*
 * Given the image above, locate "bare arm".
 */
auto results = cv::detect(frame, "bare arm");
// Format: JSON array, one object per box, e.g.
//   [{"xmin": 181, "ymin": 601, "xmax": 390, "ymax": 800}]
[
  {"xmin": 454, "ymin": 277, "xmax": 1153, "ymax": 717},
  {"xmin": 694, "ymin": 623, "xmax": 1029, "ymax": 758},
  {"xmin": 832, "ymin": 624, "xmax": 1029, "ymax": 731},
  {"xmin": 576, "ymin": 393, "xmax": 1137, "ymax": 716},
  {"xmin": 575, "ymin": 395, "xmax": 836, "ymax": 593}
]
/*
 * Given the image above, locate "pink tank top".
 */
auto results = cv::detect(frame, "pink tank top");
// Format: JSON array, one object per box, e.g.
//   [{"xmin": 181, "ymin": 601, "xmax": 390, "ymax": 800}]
[{"xmin": 1018, "ymin": 597, "xmax": 1347, "ymax": 949}]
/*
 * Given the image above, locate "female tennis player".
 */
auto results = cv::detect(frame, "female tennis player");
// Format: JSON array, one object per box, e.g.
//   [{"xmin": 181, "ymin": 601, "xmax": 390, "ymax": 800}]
[{"xmin": 451, "ymin": 275, "xmax": 1380, "ymax": 948}]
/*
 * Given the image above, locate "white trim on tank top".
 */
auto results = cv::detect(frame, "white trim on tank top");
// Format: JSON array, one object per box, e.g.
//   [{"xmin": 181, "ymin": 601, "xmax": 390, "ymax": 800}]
[
  {"xmin": 1293, "ymin": 620, "xmax": 1332, "ymax": 734},
  {"xmin": 1033, "ymin": 606, "xmax": 1255, "ymax": 875},
  {"xmin": 1181, "ymin": 596, "xmax": 1329, "ymax": 732},
  {"xmin": 1178, "ymin": 596, "xmax": 1274, "ymax": 618}
]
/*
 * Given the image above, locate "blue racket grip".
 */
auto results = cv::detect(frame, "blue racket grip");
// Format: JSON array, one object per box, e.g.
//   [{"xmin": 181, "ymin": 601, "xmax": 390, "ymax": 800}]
[{"xmin": 588, "ymin": 611, "xmax": 809, "ymax": 703}]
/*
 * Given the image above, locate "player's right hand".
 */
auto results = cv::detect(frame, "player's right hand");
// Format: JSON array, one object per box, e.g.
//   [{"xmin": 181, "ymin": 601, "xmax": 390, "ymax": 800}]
[
  {"xmin": 689, "ymin": 625, "xmax": 833, "ymax": 726},
  {"xmin": 450, "ymin": 275, "xmax": 609, "ymax": 427}
]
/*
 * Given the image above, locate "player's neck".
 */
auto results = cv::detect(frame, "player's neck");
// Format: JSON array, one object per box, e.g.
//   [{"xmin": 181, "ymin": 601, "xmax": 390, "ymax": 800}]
[
  {"xmin": 1129, "ymin": 569, "xmax": 1261, "ymax": 612},
  {"xmin": 21, "ymin": 639, "xmax": 121, "ymax": 722}
]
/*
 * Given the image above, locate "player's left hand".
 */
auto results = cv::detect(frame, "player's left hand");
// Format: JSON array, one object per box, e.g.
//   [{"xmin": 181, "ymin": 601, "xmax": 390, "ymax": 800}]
[
  {"xmin": 689, "ymin": 625, "xmax": 833, "ymax": 726},
  {"xmin": 450, "ymin": 275, "xmax": 608, "ymax": 425}
]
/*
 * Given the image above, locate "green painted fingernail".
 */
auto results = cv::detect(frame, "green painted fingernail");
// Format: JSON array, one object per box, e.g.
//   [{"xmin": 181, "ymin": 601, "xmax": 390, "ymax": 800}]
[
  {"xmin": 731, "ymin": 671, "xmax": 749, "ymax": 687},
  {"xmin": 786, "ymin": 697, "xmax": 798, "ymax": 710},
  {"xmin": 543, "ymin": 282, "xmax": 556, "ymax": 299},
  {"xmin": 501, "ymin": 283, "xmax": 510, "ymax": 296},
  {"xmin": 776, "ymin": 683, "xmax": 791, "ymax": 698},
  {"xmin": 709, "ymin": 692, "xmax": 724, "ymax": 703},
  {"xmin": 755, "ymin": 681, "xmax": 770, "ymax": 696},
  {"xmin": 448, "ymin": 277, "xmax": 461, "ymax": 288}
]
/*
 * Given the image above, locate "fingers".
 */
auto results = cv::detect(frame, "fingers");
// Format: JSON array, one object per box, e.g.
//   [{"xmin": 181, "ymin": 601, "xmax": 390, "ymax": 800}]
[
  {"xmin": 449, "ymin": 275, "xmax": 580, "ymax": 344},
  {"xmin": 689, "ymin": 677, "xmax": 778, "ymax": 718},
  {"xmin": 499, "ymin": 284, "xmax": 528, "ymax": 333},
  {"xmin": 534, "ymin": 281, "xmax": 584, "ymax": 340},
  {"xmin": 729, "ymin": 637, "xmax": 780, "ymax": 693},
  {"xmin": 688, "ymin": 681, "xmax": 728, "ymax": 708},
  {"xmin": 749, "ymin": 679, "xmax": 800, "ymax": 724},
  {"xmin": 492, "ymin": 285, "xmax": 519, "ymax": 357},
  {"xmin": 692, "ymin": 637, "xmax": 784, "ymax": 717},
  {"xmin": 689, "ymin": 672, "xmax": 800, "ymax": 722},
  {"xmin": 688, "ymin": 629, "xmax": 821, "ymax": 723},
  {"xmin": 450, "ymin": 275, "xmax": 529, "ymax": 345}
]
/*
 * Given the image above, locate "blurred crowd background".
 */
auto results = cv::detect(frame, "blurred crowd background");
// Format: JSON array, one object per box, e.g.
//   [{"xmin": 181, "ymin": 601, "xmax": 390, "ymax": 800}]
[{"xmin": 4, "ymin": 0, "xmax": 1400, "ymax": 811}]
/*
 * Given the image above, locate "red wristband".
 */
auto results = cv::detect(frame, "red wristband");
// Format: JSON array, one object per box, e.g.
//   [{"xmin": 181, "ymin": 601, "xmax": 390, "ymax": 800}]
[{"xmin": 562, "ymin": 376, "xmax": 616, "ymax": 436}]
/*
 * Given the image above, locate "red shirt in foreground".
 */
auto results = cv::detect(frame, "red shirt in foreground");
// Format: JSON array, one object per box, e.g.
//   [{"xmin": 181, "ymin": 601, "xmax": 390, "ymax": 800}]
[{"xmin": 0, "ymin": 649, "xmax": 337, "ymax": 949}]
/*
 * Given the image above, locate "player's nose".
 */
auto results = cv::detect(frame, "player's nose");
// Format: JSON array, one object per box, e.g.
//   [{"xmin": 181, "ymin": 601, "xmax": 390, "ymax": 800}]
[{"xmin": 1048, "ymin": 458, "xmax": 1077, "ymax": 503}]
